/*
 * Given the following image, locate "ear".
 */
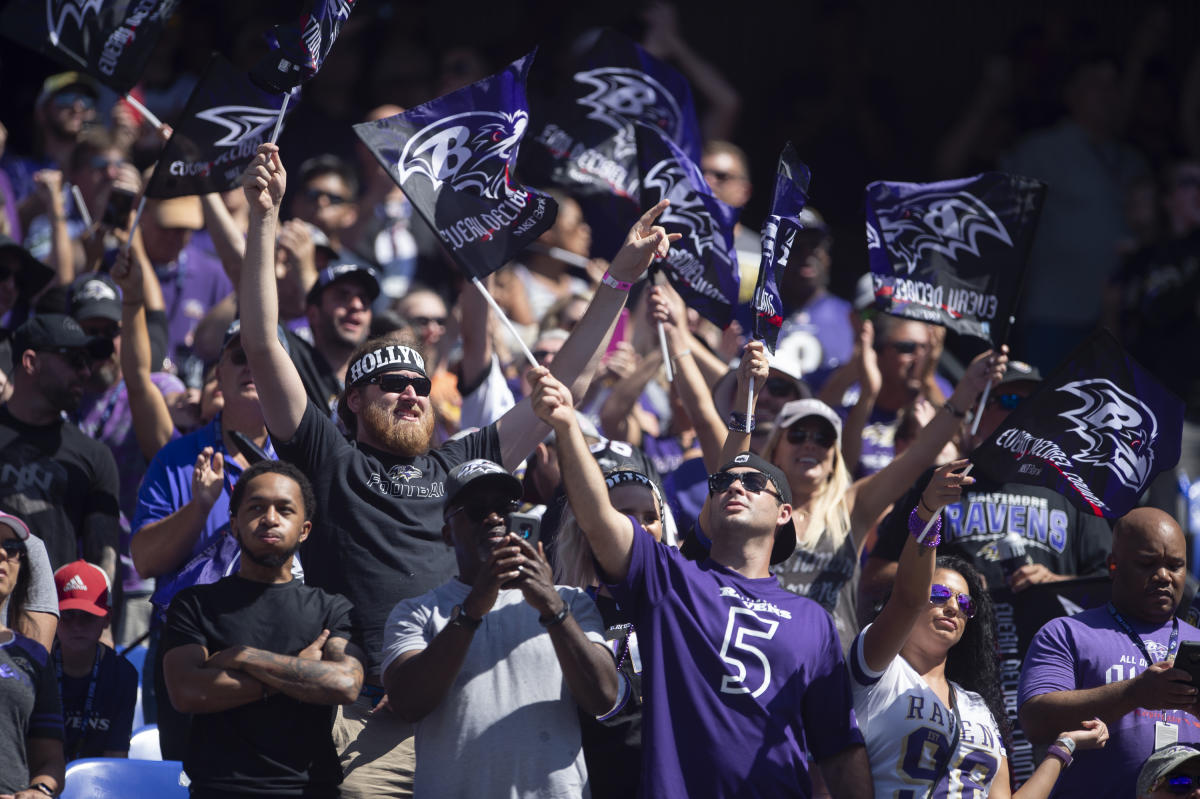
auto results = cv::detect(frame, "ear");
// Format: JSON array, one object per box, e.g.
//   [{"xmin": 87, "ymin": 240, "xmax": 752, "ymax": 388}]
[
  {"xmin": 298, "ymin": 520, "xmax": 312, "ymax": 545},
  {"xmin": 776, "ymin": 502, "xmax": 793, "ymax": 530},
  {"xmin": 305, "ymin": 303, "xmax": 321, "ymax": 329},
  {"xmin": 346, "ymin": 385, "xmax": 364, "ymax": 415},
  {"xmin": 20, "ymin": 349, "xmax": 38, "ymax": 376}
]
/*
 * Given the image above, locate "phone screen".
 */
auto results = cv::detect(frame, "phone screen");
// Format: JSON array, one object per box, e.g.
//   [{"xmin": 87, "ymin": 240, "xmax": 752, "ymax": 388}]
[{"xmin": 101, "ymin": 188, "xmax": 136, "ymax": 229}]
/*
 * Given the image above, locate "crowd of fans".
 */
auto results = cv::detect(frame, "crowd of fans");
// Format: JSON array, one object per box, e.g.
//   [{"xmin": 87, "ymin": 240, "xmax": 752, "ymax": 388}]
[{"xmin": 1, "ymin": 4, "xmax": 1200, "ymax": 798}]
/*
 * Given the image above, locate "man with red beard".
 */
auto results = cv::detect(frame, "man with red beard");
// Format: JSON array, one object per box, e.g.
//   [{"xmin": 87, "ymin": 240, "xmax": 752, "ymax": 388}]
[{"xmin": 238, "ymin": 143, "xmax": 678, "ymax": 797}]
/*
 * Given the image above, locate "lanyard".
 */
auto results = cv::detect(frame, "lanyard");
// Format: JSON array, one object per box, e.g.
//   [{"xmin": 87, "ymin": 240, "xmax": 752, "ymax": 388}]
[
  {"xmin": 1108, "ymin": 602, "xmax": 1179, "ymax": 665},
  {"xmin": 55, "ymin": 647, "xmax": 101, "ymax": 761}
]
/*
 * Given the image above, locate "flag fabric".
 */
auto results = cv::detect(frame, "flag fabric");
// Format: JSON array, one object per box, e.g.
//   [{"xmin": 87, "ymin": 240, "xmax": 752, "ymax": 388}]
[
  {"xmin": 352, "ymin": 51, "xmax": 557, "ymax": 280},
  {"xmin": 635, "ymin": 123, "xmax": 739, "ymax": 329},
  {"xmin": 250, "ymin": 0, "xmax": 357, "ymax": 93},
  {"xmin": 145, "ymin": 55, "xmax": 298, "ymax": 198},
  {"xmin": 752, "ymin": 143, "xmax": 811, "ymax": 352},
  {"xmin": 0, "ymin": 0, "xmax": 181, "ymax": 95},
  {"xmin": 865, "ymin": 172, "xmax": 1046, "ymax": 343},
  {"xmin": 972, "ymin": 329, "xmax": 1184, "ymax": 519}
]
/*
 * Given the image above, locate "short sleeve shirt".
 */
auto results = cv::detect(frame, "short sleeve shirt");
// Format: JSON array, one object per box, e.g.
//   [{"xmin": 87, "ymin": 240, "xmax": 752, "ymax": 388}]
[{"xmin": 0, "ymin": 633, "xmax": 63, "ymax": 794}]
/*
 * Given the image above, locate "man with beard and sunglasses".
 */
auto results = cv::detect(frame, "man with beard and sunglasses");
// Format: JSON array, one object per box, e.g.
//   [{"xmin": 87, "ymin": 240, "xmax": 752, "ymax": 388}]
[
  {"xmin": 162, "ymin": 459, "xmax": 363, "ymax": 799},
  {"xmin": 861, "ymin": 360, "xmax": 1113, "ymax": 606},
  {"xmin": 237, "ymin": 143, "xmax": 680, "ymax": 797}
]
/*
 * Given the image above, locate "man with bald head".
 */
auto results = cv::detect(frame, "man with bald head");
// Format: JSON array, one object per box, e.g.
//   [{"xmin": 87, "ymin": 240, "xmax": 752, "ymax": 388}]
[{"xmin": 1019, "ymin": 507, "xmax": 1200, "ymax": 798}]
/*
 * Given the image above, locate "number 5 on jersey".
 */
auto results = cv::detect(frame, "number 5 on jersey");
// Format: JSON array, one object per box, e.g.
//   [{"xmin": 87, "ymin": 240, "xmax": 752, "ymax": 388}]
[{"xmin": 718, "ymin": 607, "xmax": 779, "ymax": 698}]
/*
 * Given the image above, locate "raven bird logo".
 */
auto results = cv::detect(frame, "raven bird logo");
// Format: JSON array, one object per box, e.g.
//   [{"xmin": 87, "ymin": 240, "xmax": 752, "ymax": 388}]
[
  {"xmin": 574, "ymin": 68, "xmax": 683, "ymax": 142},
  {"xmin": 398, "ymin": 111, "xmax": 527, "ymax": 200},
  {"xmin": 388, "ymin": 465, "xmax": 422, "ymax": 483},
  {"xmin": 46, "ymin": 0, "xmax": 104, "ymax": 47},
  {"xmin": 641, "ymin": 157, "xmax": 716, "ymax": 256},
  {"xmin": 1058, "ymin": 379, "xmax": 1158, "ymax": 491},
  {"xmin": 873, "ymin": 190, "xmax": 1012, "ymax": 274},
  {"xmin": 195, "ymin": 105, "xmax": 279, "ymax": 147}
]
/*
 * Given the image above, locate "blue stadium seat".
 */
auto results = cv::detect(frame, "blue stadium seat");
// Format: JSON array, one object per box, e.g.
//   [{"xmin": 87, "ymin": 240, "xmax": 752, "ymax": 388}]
[
  {"xmin": 62, "ymin": 758, "xmax": 187, "ymax": 798},
  {"xmin": 128, "ymin": 724, "xmax": 162, "ymax": 760}
]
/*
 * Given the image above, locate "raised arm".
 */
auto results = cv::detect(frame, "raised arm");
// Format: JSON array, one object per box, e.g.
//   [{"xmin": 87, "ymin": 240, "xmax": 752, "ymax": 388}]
[
  {"xmin": 493, "ymin": 200, "xmax": 680, "ymax": 471},
  {"xmin": 841, "ymin": 319, "xmax": 880, "ymax": 473},
  {"xmin": 596, "ymin": 347, "xmax": 660, "ymax": 445},
  {"xmin": 238, "ymin": 143, "xmax": 308, "ymax": 440},
  {"xmin": 533, "ymin": 367, "xmax": 636, "ymax": 582},
  {"xmin": 200, "ymin": 192, "xmax": 247, "ymax": 287},
  {"xmin": 860, "ymin": 460, "xmax": 971, "ymax": 672},
  {"xmin": 206, "ymin": 630, "xmax": 363, "ymax": 706},
  {"xmin": 718, "ymin": 341, "xmax": 768, "ymax": 466},
  {"xmin": 131, "ymin": 447, "xmax": 223, "ymax": 578},
  {"xmin": 846, "ymin": 347, "xmax": 1006, "ymax": 543},
  {"xmin": 33, "ymin": 170, "xmax": 74, "ymax": 286}
]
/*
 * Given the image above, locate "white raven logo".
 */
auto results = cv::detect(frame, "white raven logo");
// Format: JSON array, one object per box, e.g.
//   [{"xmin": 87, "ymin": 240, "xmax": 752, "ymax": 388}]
[
  {"xmin": 642, "ymin": 157, "xmax": 716, "ymax": 256},
  {"xmin": 398, "ymin": 111, "xmax": 527, "ymax": 200},
  {"xmin": 874, "ymin": 190, "xmax": 1012, "ymax": 274},
  {"xmin": 1058, "ymin": 379, "xmax": 1158, "ymax": 491},
  {"xmin": 46, "ymin": 0, "xmax": 104, "ymax": 47},
  {"xmin": 575, "ymin": 68, "xmax": 683, "ymax": 142},
  {"xmin": 195, "ymin": 106, "xmax": 279, "ymax": 147}
]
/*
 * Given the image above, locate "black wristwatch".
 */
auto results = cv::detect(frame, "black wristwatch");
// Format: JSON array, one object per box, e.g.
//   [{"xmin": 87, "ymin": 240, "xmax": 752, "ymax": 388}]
[
  {"xmin": 539, "ymin": 604, "xmax": 571, "ymax": 627},
  {"xmin": 449, "ymin": 604, "xmax": 482, "ymax": 631}
]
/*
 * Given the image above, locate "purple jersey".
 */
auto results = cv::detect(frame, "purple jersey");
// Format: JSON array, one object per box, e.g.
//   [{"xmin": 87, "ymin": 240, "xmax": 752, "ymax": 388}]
[
  {"xmin": 155, "ymin": 241, "xmax": 234, "ymax": 361},
  {"xmin": 778, "ymin": 293, "xmax": 853, "ymax": 392},
  {"xmin": 607, "ymin": 518, "xmax": 863, "ymax": 798},
  {"xmin": 1019, "ymin": 606, "xmax": 1200, "ymax": 798}
]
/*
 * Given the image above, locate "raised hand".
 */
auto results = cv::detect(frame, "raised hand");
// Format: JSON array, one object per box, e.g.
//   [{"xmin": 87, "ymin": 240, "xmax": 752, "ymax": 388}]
[
  {"xmin": 242, "ymin": 143, "xmax": 287, "ymax": 215},
  {"xmin": 738, "ymin": 339, "xmax": 769, "ymax": 398},
  {"xmin": 855, "ymin": 318, "xmax": 882, "ymax": 398},
  {"xmin": 510, "ymin": 539, "xmax": 563, "ymax": 618},
  {"xmin": 1131, "ymin": 660, "xmax": 1199, "ymax": 712},
  {"xmin": 530, "ymin": 366, "xmax": 576, "ymax": 429},
  {"xmin": 608, "ymin": 199, "xmax": 682, "ymax": 282},
  {"xmin": 920, "ymin": 458, "xmax": 974, "ymax": 515},
  {"xmin": 192, "ymin": 446, "xmax": 225, "ymax": 511}
]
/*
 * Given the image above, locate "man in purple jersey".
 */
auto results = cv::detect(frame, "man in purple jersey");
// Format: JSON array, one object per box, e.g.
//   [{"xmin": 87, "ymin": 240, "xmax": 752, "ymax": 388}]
[
  {"xmin": 534, "ymin": 363, "xmax": 870, "ymax": 798},
  {"xmin": 1020, "ymin": 507, "xmax": 1200, "ymax": 798}
]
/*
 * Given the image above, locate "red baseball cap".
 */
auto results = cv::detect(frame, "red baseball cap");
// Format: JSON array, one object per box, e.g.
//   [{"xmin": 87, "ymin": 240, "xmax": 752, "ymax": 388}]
[
  {"xmin": 54, "ymin": 560, "xmax": 111, "ymax": 616},
  {"xmin": 0, "ymin": 512, "xmax": 31, "ymax": 541}
]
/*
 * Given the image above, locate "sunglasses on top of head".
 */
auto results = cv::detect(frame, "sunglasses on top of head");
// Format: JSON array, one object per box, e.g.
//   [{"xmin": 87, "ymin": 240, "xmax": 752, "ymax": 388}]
[
  {"xmin": 367, "ymin": 373, "xmax": 432, "ymax": 397},
  {"xmin": 930, "ymin": 584, "xmax": 976, "ymax": 619},
  {"xmin": 707, "ymin": 471, "xmax": 781, "ymax": 499}
]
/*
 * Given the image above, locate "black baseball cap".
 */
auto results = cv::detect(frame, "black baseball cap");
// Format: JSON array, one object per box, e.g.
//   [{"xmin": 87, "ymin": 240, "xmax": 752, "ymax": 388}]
[
  {"xmin": 220, "ymin": 319, "xmax": 290, "ymax": 355},
  {"xmin": 0, "ymin": 234, "xmax": 55, "ymax": 297},
  {"xmin": 997, "ymin": 360, "xmax": 1043, "ymax": 387},
  {"xmin": 445, "ymin": 459, "xmax": 523, "ymax": 511},
  {"xmin": 69, "ymin": 274, "xmax": 122, "ymax": 324},
  {"xmin": 305, "ymin": 262, "xmax": 381, "ymax": 307},
  {"xmin": 12, "ymin": 314, "xmax": 113, "ymax": 360},
  {"xmin": 715, "ymin": 452, "xmax": 797, "ymax": 564}
]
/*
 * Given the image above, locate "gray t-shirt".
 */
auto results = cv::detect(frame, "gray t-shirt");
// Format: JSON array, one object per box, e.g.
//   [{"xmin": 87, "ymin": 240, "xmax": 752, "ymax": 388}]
[
  {"xmin": 381, "ymin": 580, "xmax": 607, "ymax": 798},
  {"xmin": 0, "ymin": 535, "xmax": 59, "ymax": 627}
]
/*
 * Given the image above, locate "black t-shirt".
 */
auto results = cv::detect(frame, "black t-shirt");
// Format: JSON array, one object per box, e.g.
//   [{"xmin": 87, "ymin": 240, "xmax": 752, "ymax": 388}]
[
  {"xmin": 284, "ymin": 330, "xmax": 342, "ymax": 416},
  {"xmin": 872, "ymin": 467, "xmax": 1113, "ymax": 589},
  {"xmin": 57, "ymin": 643, "xmax": 138, "ymax": 760},
  {"xmin": 273, "ymin": 401, "xmax": 502, "ymax": 677},
  {"xmin": 161, "ymin": 575, "xmax": 353, "ymax": 796},
  {"xmin": 0, "ymin": 405, "xmax": 121, "ymax": 569},
  {"xmin": 0, "ymin": 633, "xmax": 63, "ymax": 794},
  {"xmin": 580, "ymin": 594, "xmax": 643, "ymax": 799}
]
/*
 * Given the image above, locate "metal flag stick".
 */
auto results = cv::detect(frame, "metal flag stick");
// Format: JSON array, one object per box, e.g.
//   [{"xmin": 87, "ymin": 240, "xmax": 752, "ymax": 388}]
[
  {"xmin": 122, "ymin": 94, "xmax": 165, "ymax": 131},
  {"xmin": 916, "ymin": 463, "xmax": 974, "ymax": 544},
  {"xmin": 70, "ymin": 185, "xmax": 92, "ymax": 228},
  {"xmin": 123, "ymin": 196, "xmax": 148, "ymax": 253},
  {"xmin": 471, "ymin": 277, "xmax": 538, "ymax": 369},
  {"xmin": 269, "ymin": 92, "xmax": 292, "ymax": 145}
]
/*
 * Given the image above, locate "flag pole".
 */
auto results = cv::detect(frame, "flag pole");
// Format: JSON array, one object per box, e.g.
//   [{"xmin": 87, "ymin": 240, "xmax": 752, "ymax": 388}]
[
  {"xmin": 968, "ymin": 311, "xmax": 1017, "ymax": 438},
  {"xmin": 123, "ymin": 196, "xmax": 148, "ymax": 254},
  {"xmin": 651, "ymin": 271, "xmax": 673, "ymax": 382},
  {"xmin": 269, "ymin": 92, "xmax": 292, "ymax": 145},
  {"xmin": 916, "ymin": 463, "xmax": 973, "ymax": 543},
  {"xmin": 70, "ymin": 185, "xmax": 92, "ymax": 228},
  {"xmin": 471, "ymin": 277, "xmax": 539, "ymax": 370},
  {"xmin": 122, "ymin": 94, "xmax": 165, "ymax": 132}
]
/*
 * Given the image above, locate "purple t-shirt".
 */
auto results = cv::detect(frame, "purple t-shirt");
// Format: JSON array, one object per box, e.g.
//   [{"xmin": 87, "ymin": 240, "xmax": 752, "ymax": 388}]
[
  {"xmin": 607, "ymin": 518, "xmax": 863, "ymax": 798},
  {"xmin": 778, "ymin": 293, "xmax": 854, "ymax": 392},
  {"xmin": 1019, "ymin": 605, "xmax": 1200, "ymax": 798},
  {"xmin": 154, "ymin": 241, "xmax": 233, "ymax": 361}
]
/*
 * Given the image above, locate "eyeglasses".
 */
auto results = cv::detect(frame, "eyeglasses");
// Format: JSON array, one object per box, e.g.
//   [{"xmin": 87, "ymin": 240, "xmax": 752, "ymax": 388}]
[
  {"xmin": 930, "ymin": 584, "xmax": 976, "ymax": 619},
  {"xmin": 0, "ymin": 539, "xmax": 26, "ymax": 560},
  {"xmin": 987, "ymin": 392, "xmax": 1023, "ymax": 411},
  {"xmin": 410, "ymin": 316, "xmax": 446, "ymax": 329},
  {"xmin": 89, "ymin": 156, "xmax": 122, "ymax": 171},
  {"xmin": 708, "ymin": 471, "xmax": 781, "ymax": 499},
  {"xmin": 304, "ymin": 188, "xmax": 350, "ymax": 206},
  {"xmin": 52, "ymin": 92, "xmax": 95, "ymax": 111},
  {"xmin": 886, "ymin": 340, "xmax": 927, "ymax": 355},
  {"xmin": 786, "ymin": 426, "xmax": 836, "ymax": 448},
  {"xmin": 42, "ymin": 348, "xmax": 92, "ymax": 370},
  {"xmin": 702, "ymin": 167, "xmax": 747, "ymax": 184},
  {"xmin": 765, "ymin": 377, "xmax": 800, "ymax": 398},
  {"xmin": 1161, "ymin": 774, "xmax": 1200, "ymax": 794},
  {"xmin": 367, "ymin": 373, "xmax": 432, "ymax": 397},
  {"xmin": 447, "ymin": 498, "xmax": 519, "ymax": 523}
]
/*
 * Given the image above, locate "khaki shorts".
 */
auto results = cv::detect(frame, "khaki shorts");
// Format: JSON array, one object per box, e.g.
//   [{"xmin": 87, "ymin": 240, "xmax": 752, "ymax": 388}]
[{"xmin": 333, "ymin": 695, "xmax": 416, "ymax": 798}]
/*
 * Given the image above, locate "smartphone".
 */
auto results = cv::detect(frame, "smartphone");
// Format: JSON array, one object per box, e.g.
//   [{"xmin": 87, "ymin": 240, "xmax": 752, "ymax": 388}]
[
  {"xmin": 1176, "ymin": 640, "xmax": 1200, "ymax": 685},
  {"xmin": 605, "ymin": 308, "xmax": 630, "ymax": 357},
  {"xmin": 506, "ymin": 511, "xmax": 541, "ymax": 546},
  {"xmin": 101, "ymin": 187, "xmax": 136, "ymax": 229}
]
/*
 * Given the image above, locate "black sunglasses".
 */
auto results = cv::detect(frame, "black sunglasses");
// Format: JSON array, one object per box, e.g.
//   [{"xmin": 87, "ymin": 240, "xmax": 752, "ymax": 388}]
[
  {"xmin": 304, "ymin": 188, "xmax": 350, "ymax": 206},
  {"xmin": 82, "ymin": 323, "xmax": 120, "ymax": 340},
  {"xmin": 764, "ymin": 377, "xmax": 800, "ymax": 398},
  {"xmin": 1163, "ymin": 774, "xmax": 1200, "ymax": 794},
  {"xmin": 52, "ymin": 91, "xmax": 95, "ymax": 110},
  {"xmin": 42, "ymin": 348, "xmax": 92, "ymax": 370},
  {"xmin": 930, "ymin": 584, "xmax": 976, "ymax": 620},
  {"xmin": 708, "ymin": 471, "xmax": 781, "ymax": 499},
  {"xmin": 702, "ymin": 167, "xmax": 747, "ymax": 184},
  {"xmin": 0, "ymin": 539, "xmax": 26, "ymax": 559},
  {"xmin": 786, "ymin": 427, "xmax": 836, "ymax": 448},
  {"xmin": 886, "ymin": 340, "xmax": 925, "ymax": 355},
  {"xmin": 89, "ymin": 156, "xmax": 122, "ymax": 171},
  {"xmin": 410, "ymin": 316, "xmax": 446, "ymax": 329},
  {"xmin": 368, "ymin": 373, "xmax": 432, "ymax": 397},
  {"xmin": 988, "ymin": 392, "xmax": 1023, "ymax": 411},
  {"xmin": 447, "ymin": 498, "xmax": 519, "ymax": 523}
]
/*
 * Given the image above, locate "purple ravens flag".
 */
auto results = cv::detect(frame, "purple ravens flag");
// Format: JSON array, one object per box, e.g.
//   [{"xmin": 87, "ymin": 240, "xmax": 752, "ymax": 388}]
[
  {"xmin": 972, "ymin": 329, "xmax": 1183, "ymax": 518},
  {"xmin": 353, "ymin": 51, "xmax": 557, "ymax": 280},
  {"xmin": 145, "ymin": 55, "xmax": 299, "ymax": 198},
  {"xmin": 636, "ymin": 123, "xmax": 739, "ymax": 329},
  {"xmin": 250, "ymin": 0, "xmax": 357, "ymax": 93},
  {"xmin": 0, "ymin": 0, "xmax": 181, "ymax": 95},
  {"xmin": 865, "ymin": 172, "xmax": 1046, "ymax": 344},
  {"xmin": 752, "ymin": 143, "xmax": 811, "ymax": 352}
]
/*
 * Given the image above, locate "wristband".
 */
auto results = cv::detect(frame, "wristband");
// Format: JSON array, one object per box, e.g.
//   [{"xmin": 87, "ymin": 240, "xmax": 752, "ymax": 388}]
[
  {"xmin": 1045, "ymin": 743, "xmax": 1073, "ymax": 768},
  {"xmin": 540, "ymin": 604, "xmax": 571, "ymax": 627},
  {"xmin": 942, "ymin": 400, "xmax": 967, "ymax": 419},
  {"xmin": 672, "ymin": 349, "xmax": 692, "ymax": 362},
  {"xmin": 908, "ymin": 506, "xmax": 941, "ymax": 547},
  {"xmin": 600, "ymin": 271, "xmax": 633, "ymax": 292},
  {"xmin": 27, "ymin": 784, "xmax": 54, "ymax": 797},
  {"xmin": 727, "ymin": 412, "xmax": 756, "ymax": 433},
  {"xmin": 1054, "ymin": 736, "xmax": 1077, "ymax": 754},
  {"xmin": 919, "ymin": 496, "xmax": 937, "ymax": 516},
  {"xmin": 450, "ymin": 604, "xmax": 482, "ymax": 631}
]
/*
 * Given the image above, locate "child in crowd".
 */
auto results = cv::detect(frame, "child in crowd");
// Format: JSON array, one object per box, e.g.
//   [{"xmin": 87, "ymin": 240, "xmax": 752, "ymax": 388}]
[{"xmin": 53, "ymin": 560, "xmax": 138, "ymax": 761}]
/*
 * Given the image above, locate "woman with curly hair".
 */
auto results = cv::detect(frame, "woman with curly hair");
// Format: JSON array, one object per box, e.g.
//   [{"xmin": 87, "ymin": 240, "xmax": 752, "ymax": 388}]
[{"xmin": 852, "ymin": 462, "xmax": 1108, "ymax": 797}]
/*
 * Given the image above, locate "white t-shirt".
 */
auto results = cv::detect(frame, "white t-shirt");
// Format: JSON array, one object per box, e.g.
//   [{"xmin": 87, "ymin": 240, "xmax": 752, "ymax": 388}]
[
  {"xmin": 382, "ymin": 579, "xmax": 608, "ymax": 799},
  {"xmin": 850, "ymin": 625, "xmax": 1006, "ymax": 798}
]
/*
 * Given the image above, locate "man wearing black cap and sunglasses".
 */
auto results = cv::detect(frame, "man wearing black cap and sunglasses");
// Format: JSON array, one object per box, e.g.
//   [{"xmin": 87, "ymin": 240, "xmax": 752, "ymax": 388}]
[
  {"xmin": 237, "ymin": 142, "xmax": 680, "ymax": 797},
  {"xmin": 0, "ymin": 314, "xmax": 120, "ymax": 592}
]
